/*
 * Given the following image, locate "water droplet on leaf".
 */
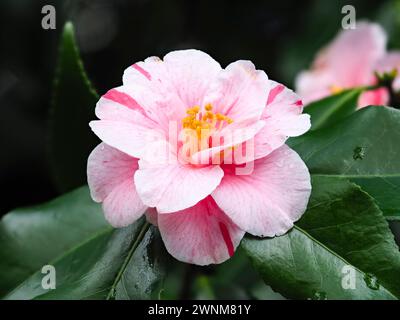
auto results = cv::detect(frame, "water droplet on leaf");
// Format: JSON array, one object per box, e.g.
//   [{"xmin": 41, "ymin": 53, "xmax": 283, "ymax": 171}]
[
  {"xmin": 108, "ymin": 288, "xmax": 117, "ymax": 300},
  {"xmin": 364, "ymin": 273, "xmax": 380, "ymax": 290},
  {"xmin": 353, "ymin": 146, "xmax": 365, "ymax": 160},
  {"xmin": 311, "ymin": 290, "xmax": 327, "ymax": 300}
]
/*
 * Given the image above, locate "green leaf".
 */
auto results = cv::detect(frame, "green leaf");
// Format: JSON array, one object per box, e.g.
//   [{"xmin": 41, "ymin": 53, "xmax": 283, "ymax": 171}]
[
  {"xmin": 159, "ymin": 261, "xmax": 186, "ymax": 300},
  {"xmin": 209, "ymin": 247, "xmax": 285, "ymax": 300},
  {"xmin": 161, "ymin": 248, "xmax": 283, "ymax": 300},
  {"xmin": 0, "ymin": 186, "xmax": 108, "ymax": 297},
  {"xmin": 49, "ymin": 22, "xmax": 99, "ymax": 192},
  {"xmin": 390, "ymin": 220, "xmax": 400, "ymax": 247},
  {"xmin": 242, "ymin": 176, "xmax": 400, "ymax": 300},
  {"xmin": 0, "ymin": 187, "xmax": 166, "ymax": 300},
  {"xmin": 298, "ymin": 176, "xmax": 400, "ymax": 298},
  {"xmin": 193, "ymin": 275, "xmax": 217, "ymax": 300},
  {"xmin": 289, "ymin": 106, "xmax": 400, "ymax": 219},
  {"xmin": 305, "ymin": 89, "xmax": 362, "ymax": 131}
]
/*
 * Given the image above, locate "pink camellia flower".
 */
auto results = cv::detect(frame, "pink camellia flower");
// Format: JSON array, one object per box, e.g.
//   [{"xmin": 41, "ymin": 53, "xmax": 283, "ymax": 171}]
[
  {"xmin": 87, "ymin": 49, "xmax": 311, "ymax": 265},
  {"xmin": 296, "ymin": 22, "xmax": 391, "ymax": 108}
]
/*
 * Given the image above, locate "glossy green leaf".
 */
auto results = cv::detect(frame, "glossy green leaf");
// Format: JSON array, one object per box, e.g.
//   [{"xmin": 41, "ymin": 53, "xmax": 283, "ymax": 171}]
[
  {"xmin": 0, "ymin": 187, "xmax": 166, "ymax": 300},
  {"xmin": 390, "ymin": 220, "xmax": 400, "ymax": 247},
  {"xmin": 49, "ymin": 22, "xmax": 99, "ymax": 192},
  {"xmin": 209, "ymin": 247, "xmax": 285, "ymax": 300},
  {"xmin": 242, "ymin": 176, "xmax": 400, "ymax": 300},
  {"xmin": 289, "ymin": 106, "xmax": 400, "ymax": 219},
  {"xmin": 305, "ymin": 89, "xmax": 362, "ymax": 131},
  {"xmin": 0, "ymin": 186, "xmax": 108, "ymax": 297},
  {"xmin": 297, "ymin": 176, "xmax": 400, "ymax": 298}
]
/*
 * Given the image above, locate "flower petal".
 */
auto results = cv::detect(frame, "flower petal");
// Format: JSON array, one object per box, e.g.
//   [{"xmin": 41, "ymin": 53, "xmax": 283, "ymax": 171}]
[
  {"xmin": 122, "ymin": 50, "xmax": 222, "ymax": 129},
  {"xmin": 134, "ymin": 140, "xmax": 224, "ymax": 213},
  {"xmin": 89, "ymin": 120, "xmax": 164, "ymax": 158},
  {"xmin": 251, "ymin": 82, "xmax": 310, "ymax": 160},
  {"xmin": 145, "ymin": 208, "xmax": 158, "ymax": 226},
  {"xmin": 204, "ymin": 60, "xmax": 270, "ymax": 121},
  {"xmin": 190, "ymin": 118, "xmax": 265, "ymax": 165},
  {"xmin": 375, "ymin": 51, "xmax": 400, "ymax": 90},
  {"xmin": 295, "ymin": 71, "xmax": 334, "ymax": 105},
  {"xmin": 296, "ymin": 22, "xmax": 387, "ymax": 104},
  {"xmin": 162, "ymin": 49, "xmax": 222, "ymax": 108},
  {"xmin": 158, "ymin": 197, "xmax": 245, "ymax": 265},
  {"xmin": 96, "ymin": 87, "xmax": 156, "ymax": 124},
  {"xmin": 212, "ymin": 145, "xmax": 311, "ymax": 237},
  {"xmin": 87, "ymin": 143, "xmax": 147, "ymax": 227},
  {"xmin": 358, "ymin": 87, "xmax": 389, "ymax": 108},
  {"xmin": 90, "ymin": 84, "xmax": 166, "ymax": 158},
  {"xmin": 123, "ymin": 56, "xmax": 186, "ymax": 131}
]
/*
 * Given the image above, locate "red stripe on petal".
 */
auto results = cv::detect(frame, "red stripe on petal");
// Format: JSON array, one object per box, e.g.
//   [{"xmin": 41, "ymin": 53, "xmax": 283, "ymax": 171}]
[
  {"xmin": 293, "ymin": 100, "xmax": 303, "ymax": 106},
  {"xmin": 103, "ymin": 89, "xmax": 141, "ymax": 110},
  {"xmin": 219, "ymin": 222, "xmax": 234, "ymax": 257},
  {"xmin": 132, "ymin": 63, "xmax": 151, "ymax": 80},
  {"xmin": 267, "ymin": 84, "xmax": 285, "ymax": 105}
]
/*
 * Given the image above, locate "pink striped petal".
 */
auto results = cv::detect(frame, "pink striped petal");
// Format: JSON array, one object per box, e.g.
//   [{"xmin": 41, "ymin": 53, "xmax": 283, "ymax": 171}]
[
  {"xmin": 158, "ymin": 197, "xmax": 245, "ymax": 265},
  {"xmin": 131, "ymin": 63, "xmax": 151, "ymax": 80},
  {"xmin": 96, "ymin": 86, "xmax": 158, "ymax": 125},
  {"xmin": 212, "ymin": 145, "xmax": 311, "ymax": 237},
  {"xmin": 122, "ymin": 50, "xmax": 222, "ymax": 130},
  {"xmin": 91, "ymin": 85, "xmax": 166, "ymax": 158},
  {"xmin": 251, "ymin": 81, "xmax": 311, "ymax": 160},
  {"xmin": 123, "ymin": 57, "xmax": 186, "ymax": 132}
]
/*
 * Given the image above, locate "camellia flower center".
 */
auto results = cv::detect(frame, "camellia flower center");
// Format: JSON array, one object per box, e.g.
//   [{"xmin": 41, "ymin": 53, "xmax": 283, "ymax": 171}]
[
  {"xmin": 329, "ymin": 85, "xmax": 343, "ymax": 94},
  {"xmin": 179, "ymin": 103, "xmax": 233, "ymax": 160}
]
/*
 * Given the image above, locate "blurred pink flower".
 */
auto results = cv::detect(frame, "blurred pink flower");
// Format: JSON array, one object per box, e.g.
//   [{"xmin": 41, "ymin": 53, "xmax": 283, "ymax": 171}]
[
  {"xmin": 295, "ymin": 22, "xmax": 400, "ymax": 108},
  {"xmin": 87, "ymin": 49, "xmax": 311, "ymax": 265}
]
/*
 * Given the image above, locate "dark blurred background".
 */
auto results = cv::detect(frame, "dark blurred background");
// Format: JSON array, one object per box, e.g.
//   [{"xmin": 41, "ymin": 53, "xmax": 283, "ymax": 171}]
[{"xmin": 1, "ymin": 0, "xmax": 399, "ymax": 216}]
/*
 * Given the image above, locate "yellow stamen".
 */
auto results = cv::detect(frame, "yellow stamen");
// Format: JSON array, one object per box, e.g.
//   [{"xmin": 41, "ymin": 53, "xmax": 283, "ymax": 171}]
[
  {"xmin": 330, "ymin": 85, "xmax": 343, "ymax": 94},
  {"xmin": 181, "ymin": 103, "xmax": 233, "ymax": 142}
]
